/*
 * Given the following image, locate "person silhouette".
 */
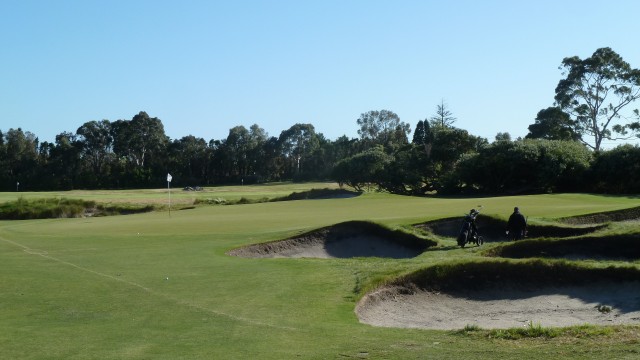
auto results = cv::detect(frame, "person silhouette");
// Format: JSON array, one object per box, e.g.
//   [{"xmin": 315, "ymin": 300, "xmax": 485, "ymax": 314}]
[{"xmin": 507, "ymin": 207, "xmax": 527, "ymax": 240}]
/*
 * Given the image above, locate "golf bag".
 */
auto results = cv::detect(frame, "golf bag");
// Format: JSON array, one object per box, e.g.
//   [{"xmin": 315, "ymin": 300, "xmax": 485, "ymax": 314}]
[{"xmin": 457, "ymin": 210, "xmax": 484, "ymax": 248}]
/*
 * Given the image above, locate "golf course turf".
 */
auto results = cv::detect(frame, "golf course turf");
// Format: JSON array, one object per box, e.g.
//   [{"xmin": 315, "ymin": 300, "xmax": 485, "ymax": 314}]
[{"xmin": 1, "ymin": 184, "xmax": 639, "ymax": 359}]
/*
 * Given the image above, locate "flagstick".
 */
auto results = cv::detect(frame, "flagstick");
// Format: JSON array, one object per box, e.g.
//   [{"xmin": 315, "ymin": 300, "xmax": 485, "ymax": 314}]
[{"xmin": 166, "ymin": 173, "xmax": 173, "ymax": 217}]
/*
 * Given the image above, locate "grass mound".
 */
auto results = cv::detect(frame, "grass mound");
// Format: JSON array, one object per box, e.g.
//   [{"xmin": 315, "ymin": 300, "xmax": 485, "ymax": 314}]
[
  {"xmin": 228, "ymin": 220, "xmax": 437, "ymax": 259},
  {"xmin": 269, "ymin": 188, "xmax": 360, "ymax": 201},
  {"xmin": 560, "ymin": 206, "xmax": 640, "ymax": 224},
  {"xmin": 0, "ymin": 197, "xmax": 155, "ymax": 220},
  {"xmin": 392, "ymin": 259, "xmax": 640, "ymax": 293},
  {"xmin": 194, "ymin": 188, "xmax": 360, "ymax": 206},
  {"xmin": 485, "ymin": 234, "xmax": 640, "ymax": 260}
]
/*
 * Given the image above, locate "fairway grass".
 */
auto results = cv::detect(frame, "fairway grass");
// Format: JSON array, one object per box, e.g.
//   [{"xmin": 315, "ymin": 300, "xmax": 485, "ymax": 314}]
[{"xmin": 1, "ymin": 186, "xmax": 639, "ymax": 359}]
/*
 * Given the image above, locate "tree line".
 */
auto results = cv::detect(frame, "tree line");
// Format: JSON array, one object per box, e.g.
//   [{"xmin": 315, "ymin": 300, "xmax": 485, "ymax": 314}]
[{"xmin": 1, "ymin": 47, "xmax": 639, "ymax": 194}]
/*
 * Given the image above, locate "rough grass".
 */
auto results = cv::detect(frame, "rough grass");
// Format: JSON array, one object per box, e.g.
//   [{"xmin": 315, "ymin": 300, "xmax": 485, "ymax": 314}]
[
  {"xmin": 0, "ymin": 197, "xmax": 93, "ymax": 219},
  {"xmin": 0, "ymin": 197, "xmax": 155, "ymax": 219},
  {"xmin": 457, "ymin": 323, "xmax": 619, "ymax": 340},
  {"xmin": 482, "ymin": 322, "xmax": 615, "ymax": 340}
]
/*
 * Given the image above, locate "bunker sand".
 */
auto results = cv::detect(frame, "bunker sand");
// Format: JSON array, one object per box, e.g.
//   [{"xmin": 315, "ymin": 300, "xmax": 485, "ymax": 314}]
[
  {"xmin": 356, "ymin": 282, "xmax": 640, "ymax": 330},
  {"xmin": 227, "ymin": 221, "xmax": 435, "ymax": 259}
]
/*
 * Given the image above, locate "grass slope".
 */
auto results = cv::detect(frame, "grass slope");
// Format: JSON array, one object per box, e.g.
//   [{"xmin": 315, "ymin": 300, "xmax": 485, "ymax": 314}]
[{"xmin": 1, "ymin": 187, "xmax": 639, "ymax": 359}]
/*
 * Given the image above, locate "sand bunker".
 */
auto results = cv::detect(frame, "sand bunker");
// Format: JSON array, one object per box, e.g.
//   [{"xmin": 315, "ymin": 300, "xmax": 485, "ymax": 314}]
[
  {"xmin": 416, "ymin": 215, "xmax": 606, "ymax": 243},
  {"xmin": 227, "ymin": 221, "xmax": 436, "ymax": 259},
  {"xmin": 356, "ymin": 261, "xmax": 640, "ymax": 330},
  {"xmin": 356, "ymin": 282, "xmax": 640, "ymax": 330}
]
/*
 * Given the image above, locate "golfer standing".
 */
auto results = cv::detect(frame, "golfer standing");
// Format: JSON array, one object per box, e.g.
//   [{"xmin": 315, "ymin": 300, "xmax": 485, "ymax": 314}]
[{"xmin": 507, "ymin": 207, "xmax": 527, "ymax": 240}]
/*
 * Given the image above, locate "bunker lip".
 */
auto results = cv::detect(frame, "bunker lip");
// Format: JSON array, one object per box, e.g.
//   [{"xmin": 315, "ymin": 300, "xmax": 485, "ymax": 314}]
[
  {"xmin": 227, "ymin": 221, "xmax": 436, "ymax": 259},
  {"xmin": 560, "ymin": 205, "xmax": 640, "ymax": 224},
  {"xmin": 356, "ymin": 261, "xmax": 640, "ymax": 330},
  {"xmin": 488, "ymin": 234, "xmax": 640, "ymax": 260},
  {"xmin": 415, "ymin": 215, "xmax": 606, "ymax": 243}
]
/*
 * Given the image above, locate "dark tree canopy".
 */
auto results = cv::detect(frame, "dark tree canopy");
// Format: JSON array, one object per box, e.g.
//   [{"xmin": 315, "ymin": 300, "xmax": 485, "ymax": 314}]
[
  {"xmin": 554, "ymin": 47, "xmax": 640, "ymax": 151},
  {"xmin": 494, "ymin": 132, "xmax": 512, "ymax": 142},
  {"xmin": 278, "ymin": 123, "xmax": 319, "ymax": 176},
  {"xmin": 356, "ymin": 110, "xmax": 411, "ymax": 148},
  {"xmin": 76, "ymin": 120, "xmax": 113, "ymax": 182},
  {"xmin": 112, "ymin": 111, "xmax": 169, "ymax": 168},
  {"xmin": 455, "ymin": 139, "xmax": 592, "ymax": 194},
  {"xmin": 588, "ymin": 144, "xmax": 640, "ymax": 193},
  {"xmin": 526, "ymin": 107, "xmax": 580, "ymax": 141},
  {"xmin": 1, "ymin": 102, "xmax": 639, "ymax": 195}
]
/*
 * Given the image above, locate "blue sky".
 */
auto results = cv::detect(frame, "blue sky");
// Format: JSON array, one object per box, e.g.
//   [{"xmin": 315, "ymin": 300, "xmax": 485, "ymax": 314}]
[{"xmin": 2, "ymin": 0, "xmax": 639, "ymax": 147}]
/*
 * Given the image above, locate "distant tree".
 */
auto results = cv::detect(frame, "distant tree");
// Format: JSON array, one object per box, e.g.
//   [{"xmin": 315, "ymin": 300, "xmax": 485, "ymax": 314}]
[
  {"xmin": 246, "ymin": 124, "xmax": 269, "ymax": 180},
  {"xmin": 412, "ymin": 120, "xmax": 426, "ymax": 145},
  {"xmin": 261, "ymin": 136, "xmax": 284, "ymax": 181},
  {"xmin": 76, "ymin": 120, "xmax": 114, "ymax": 184},
  {"xmin": 526, "ymin": 107, "xmax": 580, "ymax": 141},
  {"xmin": 49, "ymin": 132, "xmax": 82, "ymax": 189},
  {"xmin": 278, "ymin": 123, "xmax": 319, "ymax": 177},
  {"xmin": 331, "ymin": 146, "xmax": 392, "ymax": 191},
  {"xmin": 112, "ymin": 111, "xmax": 169, "ymax": 168},
  {"xmin": 430, "ymin": 127, "xmax": 484, "ymax": 171},
  {"xmin": 356, "ymin": 110, "xmax": 411, "ymax": 149},
  {"xmin": 223, "ymin": 125, "xmax": 251, "ymax": 179},
  {"xmin": 330, "ymin": 135, "xmax": 359, "ymax": 161},
  {"xmin": 168, "ymin": 135, "xmax": 210, "ymax": 185},
  {"xmin": 1, "ymin": 128, "xmax": 39, "ymax": 190},
  {"xmin": 412, "ymin": 120, "xmax": 434, "ymax": 157},
  {"xmin": 377, "ymin": 144, "xmax": 427, "ymax": 195},
  {"xmin": 555, "ymin": 47, "xmax": 640, "ymax": 151},
  {"xmin": 429, "ymin": 99, "xmax": 456, "ymax": 128},
  {"xmin": 455, "ymin": 139, "xmax": 592, "ymax": 194},
  {"xmin": 495, "ymin": 132, "xmax": 512, "ymax": 142}
]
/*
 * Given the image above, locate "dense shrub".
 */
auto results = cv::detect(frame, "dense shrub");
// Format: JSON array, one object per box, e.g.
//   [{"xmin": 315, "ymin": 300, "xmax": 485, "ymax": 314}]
[
  {"xmin": 331, "ymin": 146, "xmax": 392, "ymax": 191},
  {"xmin": 587, "ymin": 144, "xmax": 640, "ymax": 193},
  {"xmin": 452, "ymin": 139, "xmax": 591, "ymax": 194}
]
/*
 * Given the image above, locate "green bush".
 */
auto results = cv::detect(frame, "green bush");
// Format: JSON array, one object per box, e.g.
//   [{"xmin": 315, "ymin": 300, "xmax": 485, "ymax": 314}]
[
  {"xmin": 588, "ymin": 144, "xmax": 640, "ymax": 193},
  {"xmin": 454, "ymin": 139, "xmax": 592, "ymax": 194}
]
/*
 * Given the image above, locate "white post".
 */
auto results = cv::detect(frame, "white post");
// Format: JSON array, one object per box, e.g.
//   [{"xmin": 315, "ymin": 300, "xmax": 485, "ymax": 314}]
[{"xmin": 167, "ymin": 173, "xmax": 173, "ymax": 217}]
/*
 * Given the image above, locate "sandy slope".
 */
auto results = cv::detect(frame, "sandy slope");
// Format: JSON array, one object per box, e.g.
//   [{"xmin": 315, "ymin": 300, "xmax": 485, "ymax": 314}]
[{"xmin": 356, "ymin": 282, "xmax": 640, "ymax": 330}]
